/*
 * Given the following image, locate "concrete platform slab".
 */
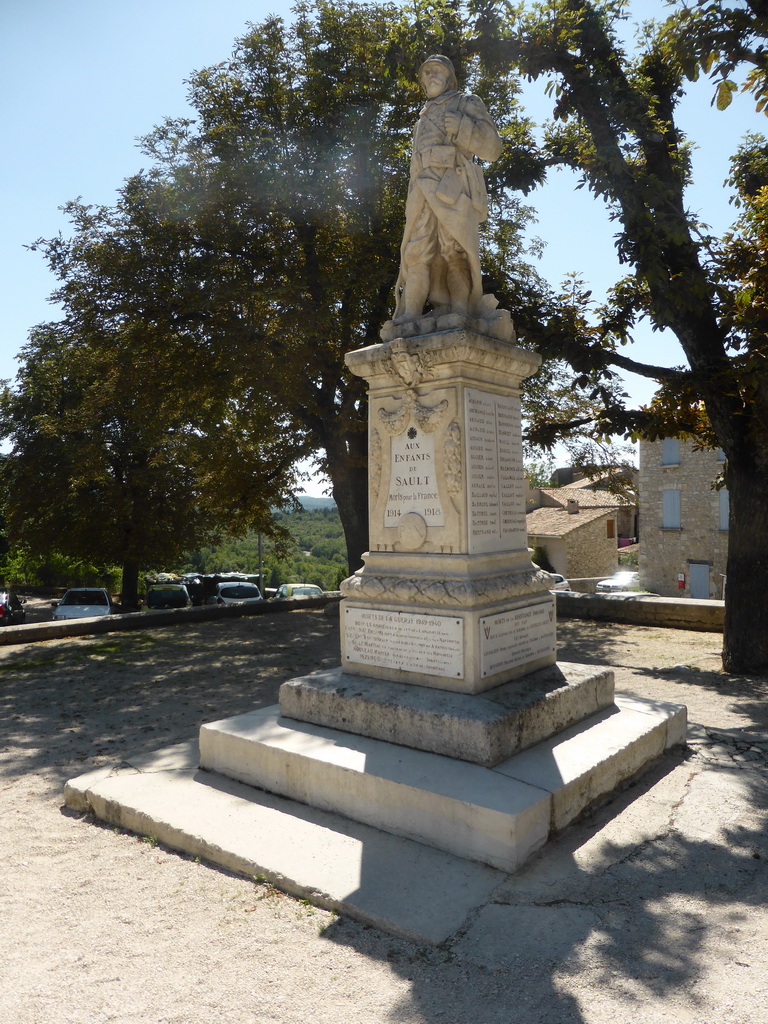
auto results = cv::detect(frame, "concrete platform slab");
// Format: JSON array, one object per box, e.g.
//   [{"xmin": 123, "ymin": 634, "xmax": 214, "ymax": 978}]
[
  {"xmin": 278, "ymin": 661, "xmax": 615, "ymax": 766},
  {"xmin": 64, "ymin": 742, "xmax": 503, "ymax": 946},
  {"xmin": 199, "ymin": 692, "xmax": 686, "ymax": 873},
  {"xmin": 495, "ymin": 694, "xmax": 687, "ymax": 830},
  {"xmin": 200, "ymin": 708, "xmax": 553, "ymax": 872}
]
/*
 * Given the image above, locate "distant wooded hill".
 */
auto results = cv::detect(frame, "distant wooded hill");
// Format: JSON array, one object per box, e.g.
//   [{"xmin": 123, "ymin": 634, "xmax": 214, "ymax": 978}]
[
  {"xmin": 184, "ymin": 502, "xmax": 347, "ymax": 591},
  {"xmin": 296, "ymin": 495, "xmax": 336, "ymax": 510}
]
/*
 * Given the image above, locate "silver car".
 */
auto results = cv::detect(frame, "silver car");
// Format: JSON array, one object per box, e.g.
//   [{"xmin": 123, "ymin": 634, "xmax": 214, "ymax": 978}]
[
  {"xmin": 208, "ymin": 582, "xmax": 263, "ymax": 606},
  {"xmin": 595, "ymin": 571, "xmax": 640, "ymax": 593}
]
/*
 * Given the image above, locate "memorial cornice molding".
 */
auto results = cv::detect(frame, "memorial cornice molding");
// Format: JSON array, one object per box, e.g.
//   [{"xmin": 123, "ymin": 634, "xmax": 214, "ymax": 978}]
[
  {"xmin": 340, "ymin": 567, "xmax": 553, "ymax": 607},
  {"xmin": 346, "ymin": 330, "xmax": 541, "ymax": 388}
]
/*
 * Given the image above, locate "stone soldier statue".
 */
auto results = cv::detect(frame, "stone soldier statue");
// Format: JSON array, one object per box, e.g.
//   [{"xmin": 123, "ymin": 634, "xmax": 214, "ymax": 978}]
[{"xmin": 393, "ymin": 55, "xmax": 503, "ymax": 324}]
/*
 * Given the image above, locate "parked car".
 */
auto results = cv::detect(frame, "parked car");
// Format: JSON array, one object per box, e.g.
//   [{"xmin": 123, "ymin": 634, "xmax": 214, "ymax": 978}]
[
  {"xmin": 274, "ymin": 583, "xmax": 323, "ymax": 599},
  {"xmin": 208, "ymin": 582, "xmax": 263, "ymax": 606},
  {"xmin": 549, "ymin": 574, "xmax": 571, "ymax": 592},
  {"xmin": 0, "ymin": 589, "xmax": 26, "ymax": 626},
  {"xmin": 52, "ymin": 588, "xmax": 115, "ymax": 620},
  {"xmin": 595, "ymin": 571, "xmax": 641, "ymax": 593},
  {"xmin": 145, "ymin": 583, "xmax": 192, "ymax": 610}
]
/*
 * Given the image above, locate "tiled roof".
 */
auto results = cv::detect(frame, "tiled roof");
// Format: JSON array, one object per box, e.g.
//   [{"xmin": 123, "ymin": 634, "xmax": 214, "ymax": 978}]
[
  {"xmin": 541, "ymin": 486, "xmax": 634, "ymax": 509},
  {"xmin": 526, "ymin": 505, "xmax": 612, "ymax": 538}
]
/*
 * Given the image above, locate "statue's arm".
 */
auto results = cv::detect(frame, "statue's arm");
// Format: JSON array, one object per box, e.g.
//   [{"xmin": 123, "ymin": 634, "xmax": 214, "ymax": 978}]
[{"xmin": 454, "ymin": 95, "xmax": 502, "ymax": 163}]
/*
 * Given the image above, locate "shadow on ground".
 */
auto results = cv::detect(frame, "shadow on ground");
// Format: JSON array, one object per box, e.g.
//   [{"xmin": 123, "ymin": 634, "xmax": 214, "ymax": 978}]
[
  {"xmin": 320, "ymin": 747, "xmax": 768, "ymax": 1023},
  {"xmin": 0, "ymin": 610, "xmax": 340, "ymax": 791},
  {"xmin": 3, "ymin": 612, "xmax": 768, "ymax": 1023}
]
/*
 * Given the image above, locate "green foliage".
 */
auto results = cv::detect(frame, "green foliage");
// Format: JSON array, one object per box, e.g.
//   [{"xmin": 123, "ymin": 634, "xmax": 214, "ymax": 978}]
[
  {"xmin": 185, "ymin": 507, "xmax": 348, "ymax": 591},
  {"xmin": 5, "ymin": 0, "xmax": 583, "ymax": 579},
  {"xmin": 524, "ymin": 458, "xmax": 556, "ymax": 487},
  {"xmin": 0, "ymin": 546, "xmax": 121, "ymax": 590},
  {"xmin": 531, "ymin": 545, "xmax": 555, "ymax": 573},
  {"xmin": 657, "ymin": 0, "xmax": 768, "ymax": 114},
  {"xmin": 481, "ymin": 0, "xmax": 768, "ymax": 672},
  {"xmin": 618, "ymin": 547, "xmax": 638, "ymax": 569}
]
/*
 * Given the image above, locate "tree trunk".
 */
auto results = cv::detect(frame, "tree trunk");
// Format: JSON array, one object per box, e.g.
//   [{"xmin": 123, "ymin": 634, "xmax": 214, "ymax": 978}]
[
  {"xmin": 324, "ymin": 425, "xmax": 369, "ymax": 574},
  {"xmin": 120, "ymin": 559, "xmax": 141, "ymax": 610},
  {"xmin": 722, "ymin": 463, "xmax": 768, "ymax": 674}
]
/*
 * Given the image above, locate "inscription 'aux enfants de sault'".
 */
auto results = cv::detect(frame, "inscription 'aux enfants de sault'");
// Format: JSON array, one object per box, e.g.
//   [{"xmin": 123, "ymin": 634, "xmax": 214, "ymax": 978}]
[{"xmin": 385, "ymin": 428, "xmax": 444, "ymax": 526}]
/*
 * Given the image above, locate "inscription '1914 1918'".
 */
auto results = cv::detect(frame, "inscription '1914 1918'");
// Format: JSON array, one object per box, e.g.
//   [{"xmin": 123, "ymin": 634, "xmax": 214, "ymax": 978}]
[{"xmin": 385, "ymin": 427, "xmax": 445, "ymax": 526}]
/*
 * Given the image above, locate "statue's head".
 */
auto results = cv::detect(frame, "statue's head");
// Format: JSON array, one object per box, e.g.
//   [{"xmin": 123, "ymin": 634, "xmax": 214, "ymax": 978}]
[{"xmin": 418, "ymin": 55, "xmax": 457, "ymax": 97}]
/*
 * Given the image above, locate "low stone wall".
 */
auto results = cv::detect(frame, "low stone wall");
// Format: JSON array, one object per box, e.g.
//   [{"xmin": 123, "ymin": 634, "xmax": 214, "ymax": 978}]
[
  {"xmin": 555, "ymin": 591, "xmax": 724, "ymax": 632},
  {"xmin": 3, "ymin": 590, "xmax": 722, "ymax": 645},
  {"xmin": 0, "ymin": 594, "xmax": 342, "ymax": 647}
]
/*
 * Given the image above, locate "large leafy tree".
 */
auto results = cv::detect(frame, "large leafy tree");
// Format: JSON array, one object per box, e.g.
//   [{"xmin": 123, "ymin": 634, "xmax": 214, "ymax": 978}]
[
  {"xmin": 0, "ymin": 303, "xmax": 302, "ymax": 605},
  {"xmin": 128, "ymin": 0, "xmax": 552, "ymax": 570},
  {"xmin": 470, "ymin": 0, "xmax": 768, "ymax": 672},
  {"xmin": 0, "ymin": 177, "xmax": 306, "ymax": 604},
  {"xmin": 2, "ymin": 0, "xmax": 624, "ymax": 595}
]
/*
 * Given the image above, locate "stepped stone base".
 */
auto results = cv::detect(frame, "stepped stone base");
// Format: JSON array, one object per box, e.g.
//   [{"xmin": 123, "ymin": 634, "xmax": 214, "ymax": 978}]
[
  {"xmin": 279, "ymin": 661, "xmax": 614, "ymax": 767},
  {"xmin": 64, "ymin": 741, "xmax": 504, "ymax": 945},
  {"xmin": 199, "ymin": 689, "xmax": 686, "ymax": 873}
]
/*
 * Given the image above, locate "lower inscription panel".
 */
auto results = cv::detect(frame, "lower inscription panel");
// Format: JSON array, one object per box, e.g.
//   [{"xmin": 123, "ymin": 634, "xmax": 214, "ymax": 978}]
[
  {"xmin": 344, "ymin": 607, "xmax": 464, "ymax": 679},
  {"xmin": 479, "ymin": 602, "xmax": 556, "ymax": 678}
]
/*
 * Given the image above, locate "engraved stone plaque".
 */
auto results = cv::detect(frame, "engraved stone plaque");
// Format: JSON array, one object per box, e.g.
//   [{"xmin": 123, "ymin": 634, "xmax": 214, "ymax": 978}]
[
  {"xmin": 464, "ymin": 388, "xmax": 527, "ymax": 553},
  {"xmin": 384, "ymin": 427, "xmax": 444, "ymax": 528},
  {"xmin": 479, "ymin": 603, "xmax": 556, "ymax": 678},
  {"xmin": 344, "ymin": 607, "xmax": 464, "ymax": 678}
]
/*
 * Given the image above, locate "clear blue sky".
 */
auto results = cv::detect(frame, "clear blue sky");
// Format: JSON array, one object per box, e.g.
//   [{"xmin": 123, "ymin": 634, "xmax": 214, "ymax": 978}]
[{"xmin": 1, "ymin": 1, "xmax": 763, "ymax": 473}]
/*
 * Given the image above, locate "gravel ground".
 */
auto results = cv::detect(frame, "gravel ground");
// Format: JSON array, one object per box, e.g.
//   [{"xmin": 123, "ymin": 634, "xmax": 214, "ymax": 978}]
[{"xmin": 1, "ymin": 608, "xmax": 767, "ymax": 1024}]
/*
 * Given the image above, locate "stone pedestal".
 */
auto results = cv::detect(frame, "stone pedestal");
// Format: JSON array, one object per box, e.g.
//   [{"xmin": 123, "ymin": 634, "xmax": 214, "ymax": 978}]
[
  {"xmin": 340, "ymin": 326, "xmax": 556, "ymax": 694},
  {"xmin": 66, "ymin": 316, "xmax": 686, "ymax": 898}
]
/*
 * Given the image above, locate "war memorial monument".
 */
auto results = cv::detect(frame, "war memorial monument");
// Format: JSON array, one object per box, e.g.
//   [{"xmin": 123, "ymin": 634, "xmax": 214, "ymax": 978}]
[{"xmin": 67, "ymin": 57, "xmax": 687, "ymax": 941}]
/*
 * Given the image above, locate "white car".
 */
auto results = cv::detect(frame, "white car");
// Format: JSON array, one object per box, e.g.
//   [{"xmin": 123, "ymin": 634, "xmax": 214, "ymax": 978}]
[
  {"xmin": 209, "ymin": 582, "xmax": 263, "ymax": 605},
  {"xmin": 53, "ymin": 588, "xmax": 115, "ymax": 620},
  {"xmin": 595, "ymin": 571, "xmax": 640, "ymax": 593},
  {"xmin": 549, "ymin": 574, "xmax": 571, "ymax": 592}
]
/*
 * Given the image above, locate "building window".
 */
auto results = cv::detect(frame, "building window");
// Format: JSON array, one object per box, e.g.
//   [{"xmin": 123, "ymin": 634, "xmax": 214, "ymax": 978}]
[
  {"xmin": 661, "ymin": 438, "xmax": 680, "ymax": 466},
  {"xmin": 719, "ymin": 488, "xmax": 729, "ymax": 531},
  {"xmin": 662, "ymin": 489, "xmax": 681, "ymax": 529},
  {"xmin": 607, "ymin": 519, "xmax": 615, "ymax": 539}
]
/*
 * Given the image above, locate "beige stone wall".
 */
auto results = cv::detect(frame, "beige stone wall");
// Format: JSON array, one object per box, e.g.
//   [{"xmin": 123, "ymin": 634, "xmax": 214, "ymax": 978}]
[
  {"xmin": 615, "ymin": 506, "xmax": 636, "ymax": 540},
  {"xmin": 530, "ymin": 512, "xmax": 617, "ymax": 581},
  {"xmin": 565, "ymin": 512, "xmax": 618, "ymax": 580},
  {"xmin": 639, "ymin": 439, "xmax": 728, "ymax": 599},
  {"xmin": 529, "ymin": 535, "xmax": 567, "ymax": 576}
]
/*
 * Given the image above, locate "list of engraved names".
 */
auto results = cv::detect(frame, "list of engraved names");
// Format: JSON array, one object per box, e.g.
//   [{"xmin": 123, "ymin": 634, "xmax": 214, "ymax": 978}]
[
  {"xmin": 464, "ymin": 388, "xmax": 526, "ymax": 553},
  {"xmin": 344, "ymin": 607, "xmax": 464, "ymax": 678},
  {"xmin": 479, "ymin": 602, "xmax": 556, "ymax": 677}
]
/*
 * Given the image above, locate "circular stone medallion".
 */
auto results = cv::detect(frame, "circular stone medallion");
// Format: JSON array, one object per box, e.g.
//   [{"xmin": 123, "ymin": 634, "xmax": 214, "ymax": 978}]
[{"xmin": 398, "ymin": 512, "xmax": 428, "ymax": 550}]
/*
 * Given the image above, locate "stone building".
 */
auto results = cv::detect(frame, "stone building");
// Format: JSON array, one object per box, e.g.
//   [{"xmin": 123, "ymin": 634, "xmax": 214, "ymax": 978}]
[
  {"xmin": 526, "ymin": 502, "xmax": 619, "ymax": 581},
  {"xmin": 538, "ymin": 479, "xmax": 637, "ymax": 544},
  {"xmin": 525, "ymin": 468, "xmax": 636, "ymax": 582},
  {"xmin": 639, "ymin": 438, "xmax": 728, "ymax": 599}
]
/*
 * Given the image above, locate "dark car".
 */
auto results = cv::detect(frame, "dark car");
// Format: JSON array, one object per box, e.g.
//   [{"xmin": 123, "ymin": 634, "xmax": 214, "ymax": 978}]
[
  {"xmin": 0, "ymin": 589, "xmax": 26, "ymax": 626},
  {"xmin": 145, "ymin": 583, "xmax": 192, "ymax": 610}
]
